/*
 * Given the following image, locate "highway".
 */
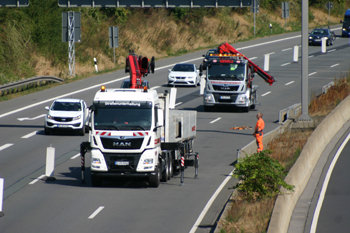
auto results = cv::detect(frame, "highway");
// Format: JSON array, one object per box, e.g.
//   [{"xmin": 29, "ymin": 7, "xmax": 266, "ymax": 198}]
[{"xmin": 0, "ymin": 26, "xmax": 349, "ymax": 233}]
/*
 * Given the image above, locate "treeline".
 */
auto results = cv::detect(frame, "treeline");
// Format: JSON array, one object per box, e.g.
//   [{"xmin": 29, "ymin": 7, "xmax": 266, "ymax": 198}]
[{"xmin": 0, "ymin": 0, "xmax": 347, "ymax": 84}]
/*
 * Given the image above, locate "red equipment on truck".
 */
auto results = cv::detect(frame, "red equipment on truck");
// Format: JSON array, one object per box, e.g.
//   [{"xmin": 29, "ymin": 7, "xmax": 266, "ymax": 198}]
[
  {"xmin": 201, "ymin": 42, "xmax": 276, "ymax": 112},
  {"xmin": 125, "ymin": 50, "xmax": 155, "ymax": 89}
]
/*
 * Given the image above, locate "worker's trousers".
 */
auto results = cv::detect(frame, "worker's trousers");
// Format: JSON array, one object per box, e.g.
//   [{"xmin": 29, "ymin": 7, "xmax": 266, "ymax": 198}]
[{"xmin": 255, "ymin": 133, "xmax": 263, "ymax": 153}]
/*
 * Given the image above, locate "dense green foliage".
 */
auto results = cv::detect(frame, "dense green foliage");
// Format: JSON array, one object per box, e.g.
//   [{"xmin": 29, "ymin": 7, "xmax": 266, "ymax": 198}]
[{"xmin": 233, "ymin": 150, "xmax": 294, "ymax": 200}]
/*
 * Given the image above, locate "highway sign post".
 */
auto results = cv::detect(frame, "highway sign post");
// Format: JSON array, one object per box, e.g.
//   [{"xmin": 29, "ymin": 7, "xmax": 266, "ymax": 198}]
[{"xmin": 109, "ymin": 26, "xmax": 119, "ymax": 65}]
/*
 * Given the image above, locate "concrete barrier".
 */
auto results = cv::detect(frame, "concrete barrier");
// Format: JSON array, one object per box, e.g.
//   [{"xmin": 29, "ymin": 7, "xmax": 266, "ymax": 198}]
[{"xmin": 267, "ymin": 94, "xmax": 350, "ymax": 233}]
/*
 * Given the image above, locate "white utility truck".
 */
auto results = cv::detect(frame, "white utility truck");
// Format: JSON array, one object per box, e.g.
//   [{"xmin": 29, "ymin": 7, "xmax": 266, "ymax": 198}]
[{"xmin": 82, "ymin": 86, "xmax": 197, "ymax": 187}]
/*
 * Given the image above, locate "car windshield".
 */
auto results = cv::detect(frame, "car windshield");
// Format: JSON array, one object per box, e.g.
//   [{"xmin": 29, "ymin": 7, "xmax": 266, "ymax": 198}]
[
  {"xmin": 172, "ymin": 64, "xmax": 195, "ymax": 72},
  {"xmin": 93, "ymin": 101, "xmax": 152, "ymax": 131},
  {"xmin": 206, "ymin": 50, "xmax": 217, "ymax": 56},
  {"xmin": 52, "ymin": 102, "xmax": 81, "ymax": 111},
  {"xmin": 207, "ymin": 63, "xmax": 246, "ymax": 81},
  {"xmin": 311, "ymin": 29, "xmax": 329, "ymax": 35}
]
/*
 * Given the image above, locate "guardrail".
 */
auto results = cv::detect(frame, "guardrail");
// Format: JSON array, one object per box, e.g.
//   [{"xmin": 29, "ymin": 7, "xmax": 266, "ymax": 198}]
[{"xmin": 0, "ymin": 76, "xmax": 64, "ymax": 96}]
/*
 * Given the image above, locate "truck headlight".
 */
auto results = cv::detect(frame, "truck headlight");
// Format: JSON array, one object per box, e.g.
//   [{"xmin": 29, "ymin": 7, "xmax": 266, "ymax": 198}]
[
  {"xmin": 92, "ymin": 158, "xmax": 101, "ymax": 164},
  {"xmin": 204, "ymin": 94, "xmax": 215, "ymax": 103},
  {"xmin": 237, "ymin": 95, "xmax": 247, "ymax": 103},
  {"xmin": 143, "ymin": 158, "xmax": 154, "ymax": 165}
]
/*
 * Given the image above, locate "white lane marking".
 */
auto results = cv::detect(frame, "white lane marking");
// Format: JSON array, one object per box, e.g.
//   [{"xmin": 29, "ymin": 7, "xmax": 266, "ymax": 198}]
[
  {"xmin": 330, "ymin": 63, "xmax": 339, "ymax": 68},
  {"xmin": 1, "ymin": 32, "xmax": 326, "ymax": 120},
  {"xmin": 189, "ymin": 170, "xmax": 234, "ymax": 233},
  {"xmin": 249, "ymin": 57, "xmax": 257, "ymax": 60},
  {"xmin": 310, "ymin": 133, "xmax": 350, "ymax": 233},
  {"xmin": 88, "ymin": 206, "xmax": 105, "ymax": 219},
  {"xmin": 175, "ymin": 102, "xmax": 182, "ymax": 107},
  {"xmin": 150, "ymin": 86, "xmax": 160, "ymax": 89},
  {"xmin": 281, "ymin": 62, "xmax": 291, "ymax": 66},
  {"xmin": 21, "ymin": 131, "xmax": 38, "ymax": 139},
  {"xmin": 285, "ymin": 81, "xmax": 295, "ymax": 86},
  {"xmin": 308, "ymin": 55, "xmax": 314, "ymax": 58},
  {"xmin": 70, "ymin": 153, "xmax": 80, "ymax": 160},
  {"xmin": 282, "ymin": 48, "xmax": 292, "ymax": 51},
  {"xmin": 209, "ymin": 117, "xmax": 221, "ymax": 124},
  {"xmin": 309, "ymin": 72, "xmax": 317, "ymax": 76},
  {"xmin": 29, "ymin": 174, "xmax": 46, "ymax": 185},
  {"xmin": 261, "ymin": 91, "xmax": 271, "ymax": 97},
  {"xmin": 17, "ymin": 114, "xmax": 46, "ymax": 121},
  {"xmin": 267, "ymin": 52, "xmax": 275, "ymax": 55},
  {"xmin": 327, "ymin": 49, "xmax": 336, "ymax": 53},
  {"xmin": 0, "ymin": 143, "xmax": 14, "ymax": 151}
]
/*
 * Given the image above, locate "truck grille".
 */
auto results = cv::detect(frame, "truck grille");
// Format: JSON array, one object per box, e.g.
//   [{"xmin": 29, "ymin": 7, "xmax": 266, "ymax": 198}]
[
  {"xmin": 103, "ymin": 153, "xmax": 141, "ymax": 172},
  {"xmin": 101, "ymin": 137, "xmax": 144, "ymax": 149},
  {"xmin": 212, "ymin": 85, "xmax": 239, "ymax": 91}
]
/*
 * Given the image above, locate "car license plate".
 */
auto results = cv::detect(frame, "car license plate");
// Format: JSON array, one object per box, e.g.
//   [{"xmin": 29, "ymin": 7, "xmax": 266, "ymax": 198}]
[
  {"xmin": 220, "ymin": 96, "xmax": 230, "ymax": 99},
  {"xmin": 57, "ymin": 124, "xmax": 69, "ymax": 128},
  {"xmin": 315, "ymin": 39, "xmax": 321, "ymax": 41},
  {"xmin": 115, "ymin": 161, "xmax": 129, "ymax": 166}
]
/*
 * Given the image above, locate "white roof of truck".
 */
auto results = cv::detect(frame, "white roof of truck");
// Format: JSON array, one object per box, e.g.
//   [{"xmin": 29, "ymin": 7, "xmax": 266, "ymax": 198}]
[{"xmin": 94, "ymin": 88, "xmax": 159, "ymax": 102}]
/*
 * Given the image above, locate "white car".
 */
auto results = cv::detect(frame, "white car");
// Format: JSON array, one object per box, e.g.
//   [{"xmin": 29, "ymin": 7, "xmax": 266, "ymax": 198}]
[
  {"xmin": 168, "ymin": 63, "xmax": 200, "ymax": 87},
  {"xmin": 44, "ymin": 98, "xmax": 90, "ymax": 135}
]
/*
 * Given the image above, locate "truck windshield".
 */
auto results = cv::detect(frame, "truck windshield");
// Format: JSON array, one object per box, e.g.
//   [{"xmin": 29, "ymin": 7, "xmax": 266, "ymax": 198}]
[
  {"xmin": 207, "ymin": 63, "xmax": 246, "ymax": 81},
  {"xmin": 93, "ymin": 101, "xmax": 152, "ymax": 131}
]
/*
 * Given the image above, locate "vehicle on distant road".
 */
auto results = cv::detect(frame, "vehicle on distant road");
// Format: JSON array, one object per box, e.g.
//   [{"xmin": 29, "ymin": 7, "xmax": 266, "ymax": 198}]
[
  {"xmin": 309, "ymin": 28, "xmax": 335, "ymax": 46},
  {"xmin": 167, "ymin": 63, "xmax": 200, "ymax": 87},
  {"xmin": 44, "ymin": 98, "xmax": 90, "ymax": 135},
  {"xmin": 340, "ymin": 9, "xmax": 350, "ymax": 37},
  {"xmin": 202, "ymin": 48, "xmax": 218, "ymax": 70}
]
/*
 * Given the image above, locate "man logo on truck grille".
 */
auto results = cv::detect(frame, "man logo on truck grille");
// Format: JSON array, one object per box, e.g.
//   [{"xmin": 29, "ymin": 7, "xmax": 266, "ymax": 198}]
[{"xmin": 113, "ymin": 142, "xmax": 131, "ymax": 147}]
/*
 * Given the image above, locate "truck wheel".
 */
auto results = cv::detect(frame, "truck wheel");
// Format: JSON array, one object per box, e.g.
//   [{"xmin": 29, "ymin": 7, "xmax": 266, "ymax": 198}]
[
  {"xmin": 204, "ymin": 106, "xmax": 212, "ymax": 112},
  {"xmin": 161, "ymin": 158, "xmax": 169, "ymax": 182},
  {"xmin": 91, "ymin": 175, "xmax": 103, "ymax": 187},
  {"xmin": 251, "ymin": 104, "xmax": 256, "ymax": 110},
  {"xmin": 149, "ymin": 165, "xmax": 161, "ymax": 187},
  {"xmin": 243, "ymin": 106, "xmax": 250, "ymax": 113}
]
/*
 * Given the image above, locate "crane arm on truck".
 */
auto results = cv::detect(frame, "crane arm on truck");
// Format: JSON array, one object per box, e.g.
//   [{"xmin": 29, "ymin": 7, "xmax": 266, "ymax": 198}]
[
  {"xmin": 125, "ymin": 50, "xmax": 155, "ymax": 89},
  {"xmin": 218, "ymin": 42, "xmax": 276, "ymax": 86}
]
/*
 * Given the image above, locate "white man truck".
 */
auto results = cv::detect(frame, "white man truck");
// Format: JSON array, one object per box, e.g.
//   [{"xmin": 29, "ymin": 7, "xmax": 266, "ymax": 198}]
[
  {"xmin": 201, "ymin": 42, "xmax": 276, "ymax": 112},
  {"xmin": 81, "ymin": 86, "xmax": 198, "ymax": 187}
]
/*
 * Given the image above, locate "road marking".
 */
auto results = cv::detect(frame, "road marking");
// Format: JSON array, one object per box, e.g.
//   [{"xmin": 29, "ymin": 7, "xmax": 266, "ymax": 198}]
[
  {"xmin": 210, "ymin": 117, "xmax": 221, "ymax": 124},
  {"xmin": 151, "ymin": 86, "xmax": 160, "ymax": 89},
  {"xmin": 21, "ymin": 131, "xmax": 38, "ymax": 139},
  {"xmin": 285, "ymin": 81, "xmax": 295, "ymax": 85},
  {"xmin": 330, "ymin": 63, "xmax": 339, "ymax": 68},
  {"xmin": 189, "ymin": 170, "xmax": 234, "ymax": 233},
  {"xmin": 17, "ymin": 114, "xmax": 46, "ymax": 121},
  {"xmin": 175, "ymin": 102, "xmax": 182, "ymax": 107},
  {"xmin": 282, "ymin": 48, "xmax": 292, "ymax": 51},
  {"xmin": 281, "ymin": 62, "xmax": 291, "ymax": 66},
  {"xmin": 310, "ymin": 133, "xmax": 350, "ymax": 233},
  {"xmin": 249, "ymin": 57, "xmax": 257, "ymax": 60},
  {"xmin": 70, "ymin": 153, "xmax": 80, "ymax": 159},
  {"xmin": 267, "ymin": 52, "xmax": 275, "ymax": 55},
  {"xmin": 308, "ymin": 55, "xmax": 314, "ymax": 58},
  {"xmin": 261, "ymin": 91, "xmax": 271, "ymax": 97},
  {"xmin": 0, "ymin": 143, "xmax": 14, "ymax": 151},
  {"xmin": 327, "ymin": 49, "xmax": 336, "ymax": 53},
  {"xmin": 309, "ymin": 72, "xmax": 317, "ymax": 76},
  {"xmin": 29, "ymin": 174, "xmax": 46, "ymax": 185},
  {"xmin": 88, "ymin": 206, "xmax": 105, "ymax": 219}
]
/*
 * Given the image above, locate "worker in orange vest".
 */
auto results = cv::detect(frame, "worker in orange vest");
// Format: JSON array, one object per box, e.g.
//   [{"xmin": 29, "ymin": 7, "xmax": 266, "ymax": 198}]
[{"xmin": 254, "ymin": 112, "xmax": 265, "ymax": 153}]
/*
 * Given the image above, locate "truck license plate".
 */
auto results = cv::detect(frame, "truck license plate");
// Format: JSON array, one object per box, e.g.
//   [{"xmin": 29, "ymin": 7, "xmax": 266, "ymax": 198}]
[
  {"xmin": 220, "ymin": 96, "xmax": 230, "ymax": 99},
  {"xmin": 115, "ymin": 161, "xmax": 129, "ymax": 166}
]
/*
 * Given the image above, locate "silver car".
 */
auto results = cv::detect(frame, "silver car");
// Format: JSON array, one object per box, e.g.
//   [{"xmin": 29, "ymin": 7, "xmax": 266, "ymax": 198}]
[
  {"xmin": 168, "ymin": 63, "xmax": 200, "ymax": 87},
  {"xmin": 44, "ymin": 98, "xmax": 90, "ymax": 135}
]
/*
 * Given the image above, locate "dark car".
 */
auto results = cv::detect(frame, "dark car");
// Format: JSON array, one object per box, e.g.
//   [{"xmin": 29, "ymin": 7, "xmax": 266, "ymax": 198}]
[
  {"xmin": 309, "ymin": 28, "xmax": 335, "ymax": 46},
  {"xmin": 202, "ymin": 48, "xmax": 218, "ymax": 70},
  {"xmin": 120, "ymin": 79, "xmax": 150, "ymax": 89}
]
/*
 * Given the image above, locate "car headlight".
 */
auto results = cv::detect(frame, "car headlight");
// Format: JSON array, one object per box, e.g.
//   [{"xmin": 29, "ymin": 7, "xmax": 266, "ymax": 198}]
[
  {"xmin": 47, "ymin": 114, "xmax": 54, "ymax": 120},
  {"xmin": 309, "ymin": 37, "xmax": 312, "ymax": 39},
  {"xmin": 343, "ymin": 28, "xmax": 346, "ymax": 31},
  {"xmin": 73, "ymin": 114, "xmax": 82, "ymax": 120},
  {"xmin": 204, "ymin": 59, "xmax": 208, "ymax": 62},
  {"xmin": 143, "ymin": 158, "xmax": 154, "ymax": 165}
]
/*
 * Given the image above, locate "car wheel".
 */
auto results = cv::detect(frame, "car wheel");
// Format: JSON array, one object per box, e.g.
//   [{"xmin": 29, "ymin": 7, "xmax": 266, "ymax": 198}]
[
  {"xmin": 326, "ymin": 39, "xmax": 330, "ymax": 46},
  {"xmin": 79, "ymin": 126, "xmax": 85, "ymax": 136}
]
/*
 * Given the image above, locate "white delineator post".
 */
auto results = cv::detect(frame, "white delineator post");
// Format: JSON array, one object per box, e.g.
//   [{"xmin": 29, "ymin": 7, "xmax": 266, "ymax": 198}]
[
  {"xmin": 45, "ymin": 146, "xmax": 56, "ymax": 181},
  {"xmin": 0, "ymin": 178, "xmax": 4, "ymax": 217},
  {"xmin": 169, "ymin": 87, "xmax": 177, "ymax": 109},
  {"xmin": 321, "ymin": 37, "xmax": 327, "ymax": 53},
  {"xmin": 94, "ymin": 57, "xmax": 98, "ymax": 72},
  {"xmin": 264, "ymin": 54, "xmax": 270, "ymax": 72},
  {"xmin": 200, "ymin": 77, "xmax": 206, "ymax": 96},
  {"xmin": 293, "ymin": 45, "xmax": 299, "ymax": 62}
]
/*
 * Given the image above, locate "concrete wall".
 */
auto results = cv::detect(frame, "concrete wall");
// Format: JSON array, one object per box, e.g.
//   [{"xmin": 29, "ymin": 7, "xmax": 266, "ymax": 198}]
[{"xmin": 267, "ymin": 95, "xmax": 350, "ymax": 233}]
